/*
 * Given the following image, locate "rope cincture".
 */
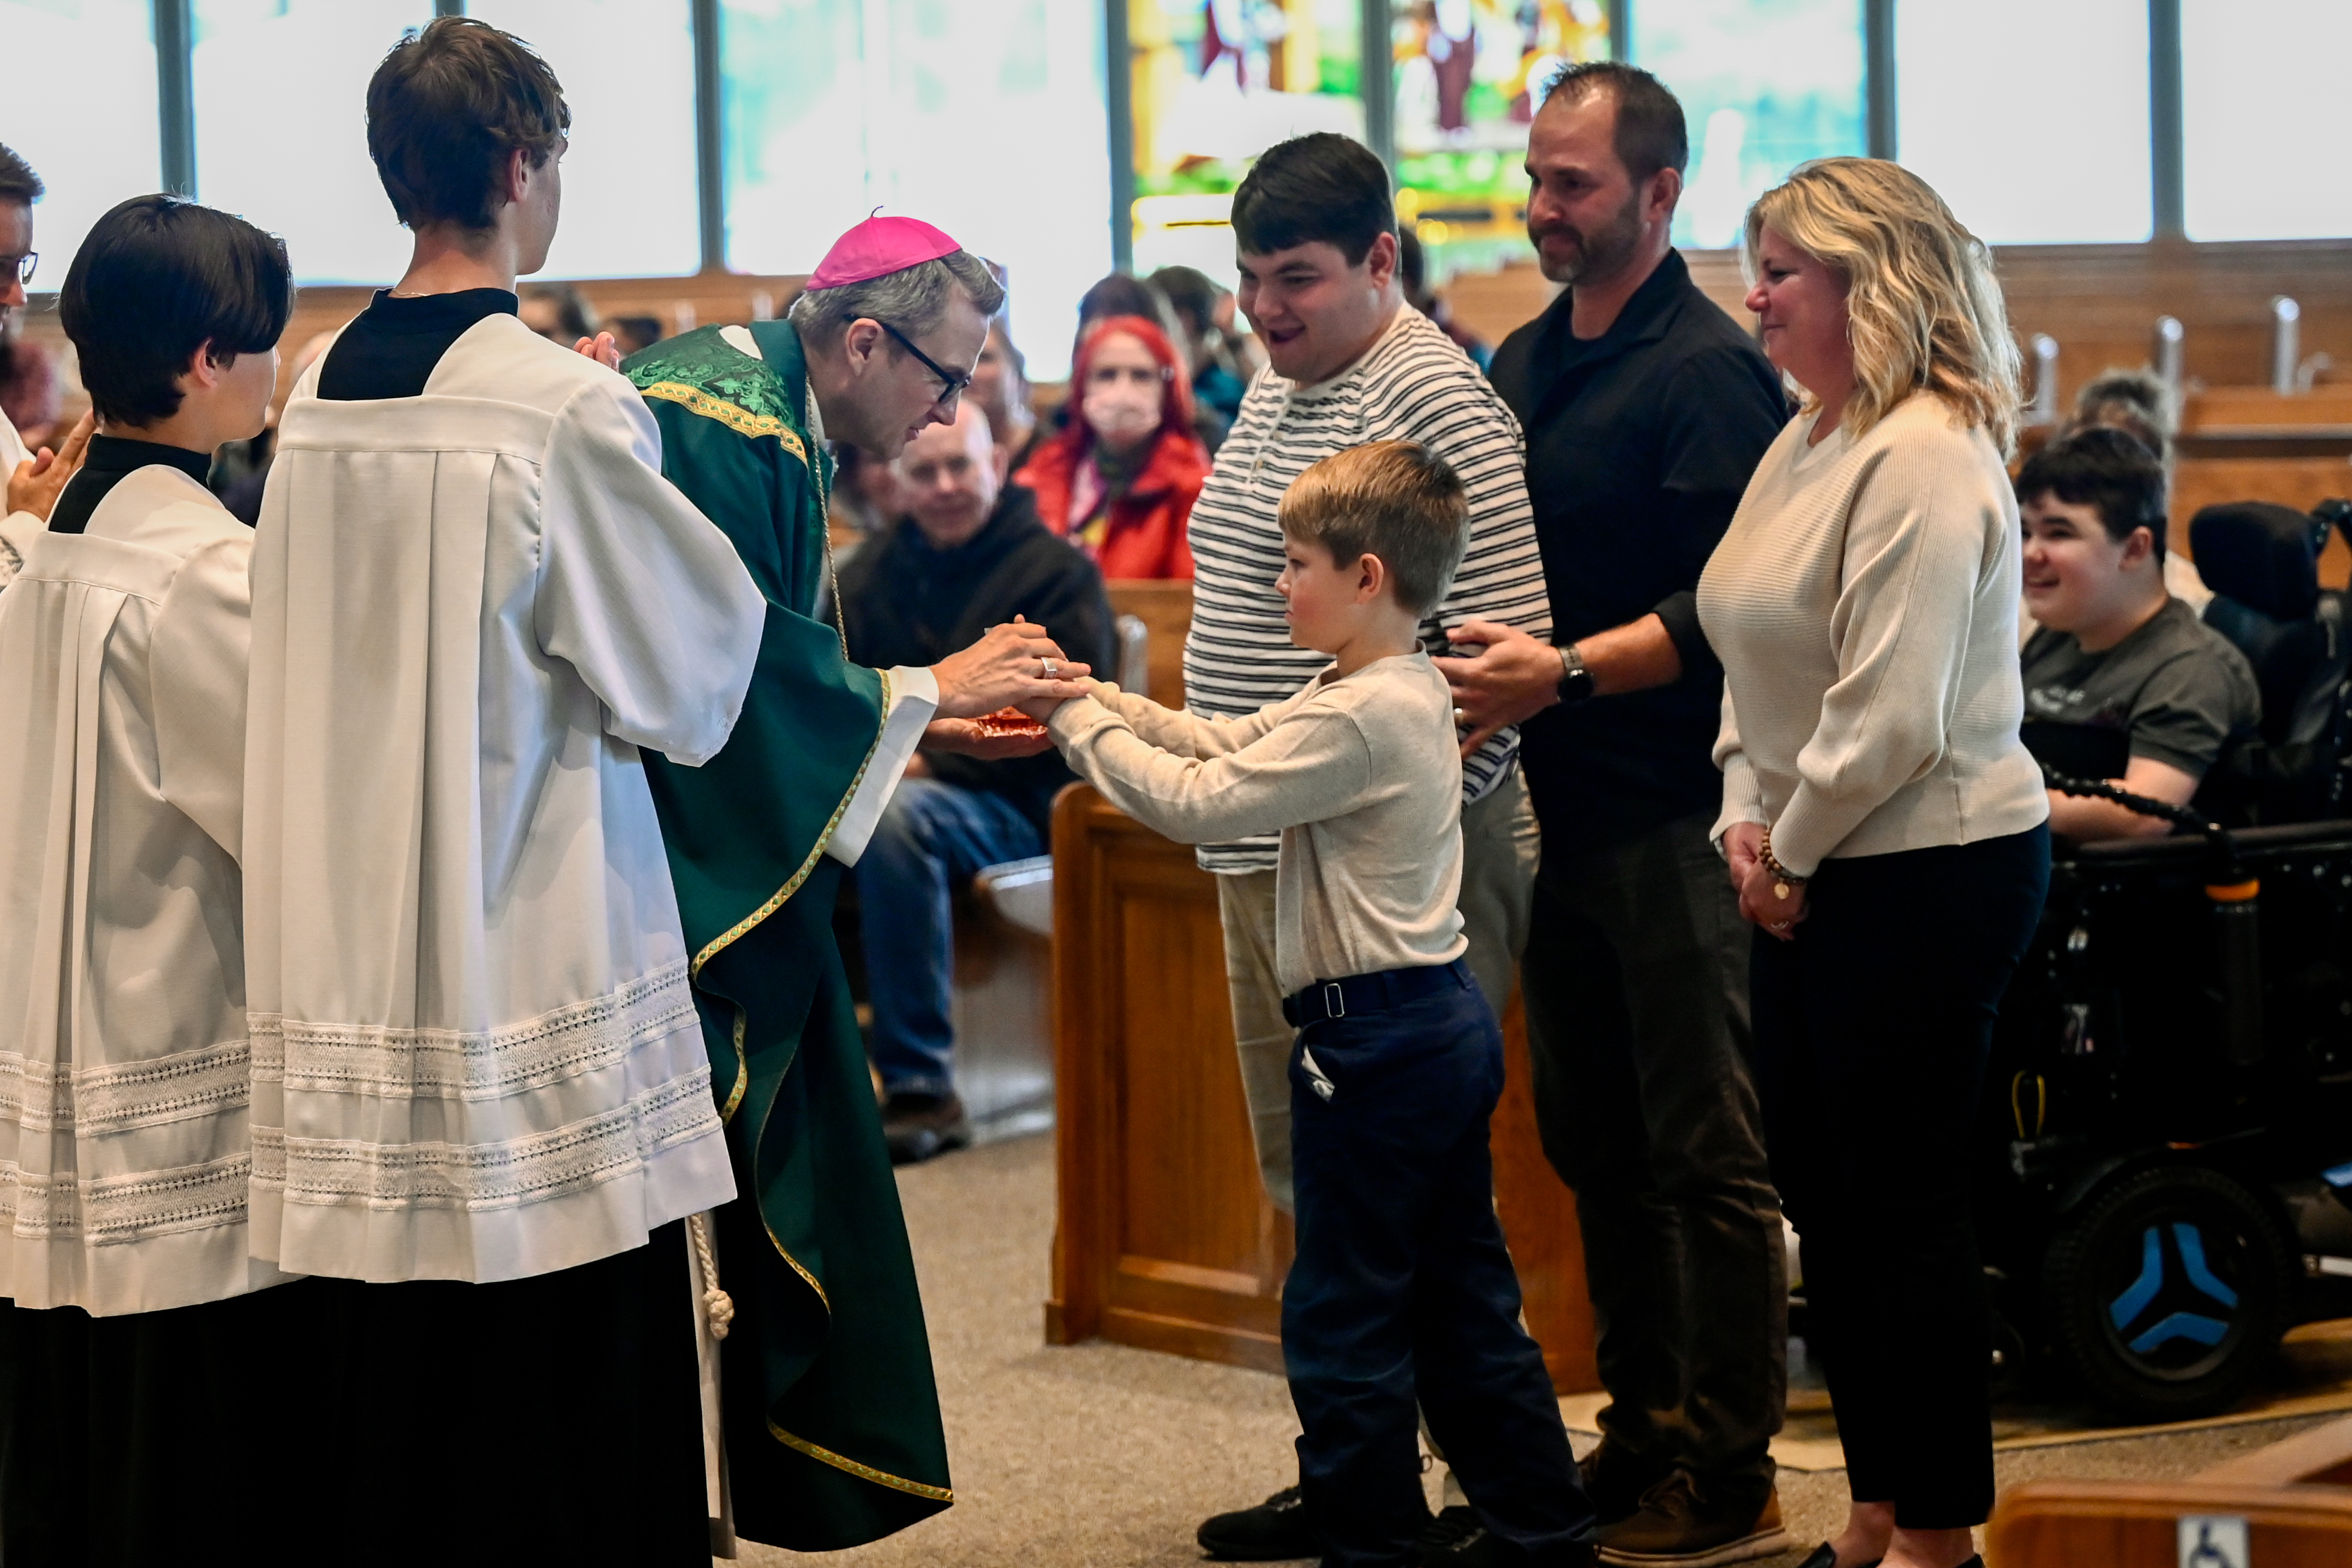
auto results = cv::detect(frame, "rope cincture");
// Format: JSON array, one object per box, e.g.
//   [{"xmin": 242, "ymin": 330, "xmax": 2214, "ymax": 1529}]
[{"xmin": 688, "ymin": 1211, "xmax": 736, "ymax": 1340}]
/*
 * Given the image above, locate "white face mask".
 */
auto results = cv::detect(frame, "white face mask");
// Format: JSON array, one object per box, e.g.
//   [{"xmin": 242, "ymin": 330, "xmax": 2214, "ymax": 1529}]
[{"xmin": 1082, "ymin": 379, "xmax": 1161, "ymax": 446}]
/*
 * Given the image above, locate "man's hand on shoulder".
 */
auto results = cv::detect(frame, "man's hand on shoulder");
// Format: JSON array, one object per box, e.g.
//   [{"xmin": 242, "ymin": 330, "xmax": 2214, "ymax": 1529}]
[
  {"xmin": 930, "ymin": 617, "xmax": 1092, "ymax": 719},
  {"xmin": 1434, "ymin": 617, "xmax": 1561, "ymax": 757},
  {"xmin": 7, "ymin": 410, "xmax": 95, "ymax": 521},
  {"xmin": 573, "ymin": 333, "xmax": 623, "ymax": 372}
]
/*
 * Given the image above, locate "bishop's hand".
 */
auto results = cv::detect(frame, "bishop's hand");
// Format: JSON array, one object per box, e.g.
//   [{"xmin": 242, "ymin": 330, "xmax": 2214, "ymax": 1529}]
[
  {"xmin": 930, "ymin": 618, "xmax": 1091, "ymax": 719},
  {"xmin": 7, "ymin": 410, "xmax": 95, "ymax": 521}
]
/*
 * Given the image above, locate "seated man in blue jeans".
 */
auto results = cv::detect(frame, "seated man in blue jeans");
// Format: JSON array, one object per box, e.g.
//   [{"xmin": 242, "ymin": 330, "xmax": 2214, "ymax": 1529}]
[{"xmin": 839, "ymin": 397, "xmax": 1116, "ymax": 1160}]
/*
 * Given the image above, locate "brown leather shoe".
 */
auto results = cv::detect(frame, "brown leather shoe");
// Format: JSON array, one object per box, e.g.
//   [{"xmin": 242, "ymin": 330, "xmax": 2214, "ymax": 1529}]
[
  {"xmin": 1578, "ymin": 1440, "xmax": 1672, "ymax": 1528},
  {"xmin": 881, "ymin": 1091, "xmax": 971, "ymax": 1164},
  {"xmin": 1594, "ymin": 1472, "xmax": 1788, "ymax": 1567}
]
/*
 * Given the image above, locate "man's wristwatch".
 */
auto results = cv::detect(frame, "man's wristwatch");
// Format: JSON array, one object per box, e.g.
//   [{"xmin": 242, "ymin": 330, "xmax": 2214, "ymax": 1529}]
[{"xmin": 1556, "ymin": 643, "xmax": 1597, "ymax": 706}]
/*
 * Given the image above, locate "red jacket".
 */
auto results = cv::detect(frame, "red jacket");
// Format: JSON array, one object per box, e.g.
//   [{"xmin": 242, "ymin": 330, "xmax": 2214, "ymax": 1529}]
[{"xmin": 1016, "ymin": 424, "xmax": 1206, "ymax": 581}]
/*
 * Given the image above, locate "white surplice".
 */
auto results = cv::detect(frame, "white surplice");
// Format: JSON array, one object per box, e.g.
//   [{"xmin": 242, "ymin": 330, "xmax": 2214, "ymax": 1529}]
[
  {"xmin": 0, "ymin": 464, "xmax": 292, "ymax": 1313},
  {"xmin": 244, "ymin": 314, "xmax": 763, "ymax": 1285},
  {"xmin": 0, "ymin": 410, "xmax": 41, "ymax": 590}
]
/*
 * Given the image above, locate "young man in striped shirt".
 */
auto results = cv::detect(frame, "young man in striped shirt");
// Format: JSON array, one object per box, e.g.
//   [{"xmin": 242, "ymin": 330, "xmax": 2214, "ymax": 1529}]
[{"xmin": 1186, "ymin": 131, "xmax": 1558, "ymax": 1564}]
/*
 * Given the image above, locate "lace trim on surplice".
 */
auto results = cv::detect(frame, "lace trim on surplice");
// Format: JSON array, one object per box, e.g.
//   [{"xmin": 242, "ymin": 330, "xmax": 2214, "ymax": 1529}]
[
  {"xmin": 252, "ymin": 1063, "xmax": 718, "ymax": 1213},
  {"xmin": 248, "ymin": 960, "xmax": 699, "ymax": 1100},
  {"xmin": 0, "ymin": 1150, "xmax": 252, "ymax": 1244}
]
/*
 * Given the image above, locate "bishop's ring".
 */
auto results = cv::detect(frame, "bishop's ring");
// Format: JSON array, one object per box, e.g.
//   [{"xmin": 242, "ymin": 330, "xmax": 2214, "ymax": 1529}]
[{"xmin": 1040, "ymin": 656, "xmax": 1058, "ymax": 678}]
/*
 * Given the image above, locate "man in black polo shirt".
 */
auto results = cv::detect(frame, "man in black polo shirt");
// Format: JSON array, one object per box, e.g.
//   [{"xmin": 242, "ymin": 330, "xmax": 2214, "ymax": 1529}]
[{"xmin": 1436, "ymin": 63, "xmax": 1791, "ymax": 1567}]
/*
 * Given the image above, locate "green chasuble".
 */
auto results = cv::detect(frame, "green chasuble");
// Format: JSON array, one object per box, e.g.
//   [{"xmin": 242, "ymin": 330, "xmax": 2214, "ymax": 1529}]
[{"xmin": 624, "ymin": 320, "xmax": 952, "ymax": 1549}]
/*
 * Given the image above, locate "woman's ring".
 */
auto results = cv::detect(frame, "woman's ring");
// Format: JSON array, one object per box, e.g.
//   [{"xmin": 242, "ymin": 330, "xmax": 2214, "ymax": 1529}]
[
  {"xmin": 1769, "ymin": 919, "xmax": 1790, "ymax": 930},
  {"xmin": 1040, "ymin": 657, "xmax": 1058, "ymax": 678}
]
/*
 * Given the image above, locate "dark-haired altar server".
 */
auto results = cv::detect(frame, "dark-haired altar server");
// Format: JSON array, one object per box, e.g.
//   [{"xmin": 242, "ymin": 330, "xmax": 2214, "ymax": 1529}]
[{"xmin": 0, "ymin": 194, "xmax": 295, "ymax": 1566}]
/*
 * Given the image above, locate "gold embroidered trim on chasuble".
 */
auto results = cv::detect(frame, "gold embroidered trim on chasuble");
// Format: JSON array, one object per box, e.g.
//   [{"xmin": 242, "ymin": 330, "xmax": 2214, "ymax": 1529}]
[
  {"xmin": 692, "ymin": 668, "xmax": 896, "ymax": 1122},
  {"xmin": 637, "ymin": 380, "xmax": 812, "ymax": 463},
  {"xmin": 767, "ymin": 1420, "xmax": 955, "ymax": 1502}
]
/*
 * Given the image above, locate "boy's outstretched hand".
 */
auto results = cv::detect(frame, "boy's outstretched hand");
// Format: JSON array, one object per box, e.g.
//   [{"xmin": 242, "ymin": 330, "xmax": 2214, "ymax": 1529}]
[{"xmin": 921, "ymin": 716, "xmax": 1056, "ymax": 759}]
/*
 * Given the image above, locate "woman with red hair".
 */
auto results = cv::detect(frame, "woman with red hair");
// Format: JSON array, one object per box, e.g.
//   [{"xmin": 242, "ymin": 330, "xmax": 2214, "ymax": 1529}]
[{"xmin": 1017, "ymin": 313, "xmax": 1211, "ymax": 580}]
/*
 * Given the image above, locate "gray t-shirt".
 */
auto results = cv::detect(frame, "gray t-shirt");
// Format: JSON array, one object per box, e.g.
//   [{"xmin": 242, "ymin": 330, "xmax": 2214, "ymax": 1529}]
[{"xmin": 2020, "ymin": 596, "xmax": 2261, "ymax": 779}]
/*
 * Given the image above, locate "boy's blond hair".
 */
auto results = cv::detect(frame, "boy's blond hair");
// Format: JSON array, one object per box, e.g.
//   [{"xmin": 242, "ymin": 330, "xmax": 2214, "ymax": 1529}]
[{"xmin": 1278, "ymin": 440, "xmax": 1469, "ymax": 616}]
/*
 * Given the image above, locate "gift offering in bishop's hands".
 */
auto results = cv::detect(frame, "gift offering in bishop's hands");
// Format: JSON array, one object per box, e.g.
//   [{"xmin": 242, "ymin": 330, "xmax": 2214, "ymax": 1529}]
[{"xmin": 974, "ymin": 707, "xmax": 1049, "ymax": 739}]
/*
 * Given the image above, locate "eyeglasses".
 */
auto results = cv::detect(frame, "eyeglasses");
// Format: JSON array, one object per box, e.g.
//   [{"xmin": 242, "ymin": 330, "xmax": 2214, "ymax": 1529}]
[
  {"xmin": 877, "ymin": 320, "xmax": 973, "ymax": 405},
  {"xmin": 3, "ymin": 253, "xmax": 32, "ymax": 287}
]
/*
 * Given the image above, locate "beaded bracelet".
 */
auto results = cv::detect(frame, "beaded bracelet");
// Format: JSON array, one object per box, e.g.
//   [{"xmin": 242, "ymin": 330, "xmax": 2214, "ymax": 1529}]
[{"xmin": 1758, "ymin": 826, "xmax": 1808, "ymax": 901}]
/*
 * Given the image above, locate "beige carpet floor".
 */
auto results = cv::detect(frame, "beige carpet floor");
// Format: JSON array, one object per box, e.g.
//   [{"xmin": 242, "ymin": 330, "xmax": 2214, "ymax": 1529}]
[{"xmin": 745, "ymin": 1134, "xmax": 2343, "ymax": 1566}]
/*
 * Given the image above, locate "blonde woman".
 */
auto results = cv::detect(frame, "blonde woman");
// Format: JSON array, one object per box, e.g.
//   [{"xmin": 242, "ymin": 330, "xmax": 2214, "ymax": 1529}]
[{"xmin": 1698, "ymin": 158, "xmax": 2050, "ymax": 1568}]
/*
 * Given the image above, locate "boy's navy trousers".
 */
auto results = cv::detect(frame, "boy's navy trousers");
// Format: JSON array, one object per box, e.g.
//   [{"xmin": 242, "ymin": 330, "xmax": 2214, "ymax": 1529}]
[{"xmin": 1282, "ymin": 958, "xmax": 1596, "ymax": 1568}]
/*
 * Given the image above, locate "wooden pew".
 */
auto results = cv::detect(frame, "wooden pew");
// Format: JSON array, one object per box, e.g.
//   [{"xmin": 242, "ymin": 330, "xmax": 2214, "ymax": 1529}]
[
  {"xmin": 1987, "ymin": 1414, "xmax": 2352, "ymax": 1568},
  {"xmin": 1046, "ymin": 784, "xmax": 1601, "ymax": 1393},
  {"xmin": 1103, "ymin": 579, "xmax": 1193, "ymax": 705}
]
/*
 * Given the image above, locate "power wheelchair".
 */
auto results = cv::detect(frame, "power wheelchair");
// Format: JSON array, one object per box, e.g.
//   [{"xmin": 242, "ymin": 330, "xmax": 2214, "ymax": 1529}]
[{"xmin": 1973, "ymin": 497, "xmax": 2352, "ymax": 1422}]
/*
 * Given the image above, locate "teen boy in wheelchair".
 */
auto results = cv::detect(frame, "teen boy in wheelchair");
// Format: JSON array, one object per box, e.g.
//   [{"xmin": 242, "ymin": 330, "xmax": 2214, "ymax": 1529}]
[{"xmin": 2016, "ymin": 426, "xmax": 2261, "ymax": 833}]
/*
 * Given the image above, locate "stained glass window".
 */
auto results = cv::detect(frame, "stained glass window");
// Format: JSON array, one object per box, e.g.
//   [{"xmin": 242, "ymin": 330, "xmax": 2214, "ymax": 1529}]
[
  {"xmin": 1631, "ymin": 0, "xmax": 1864, "ymax": 251},
  {"xmin": 1127, "ymin": 0, "xmax": 1366, "ymax": 287},
  {"xmin": 1392, "ymin": 0, "xmax": 1609, "ymax": 277}
]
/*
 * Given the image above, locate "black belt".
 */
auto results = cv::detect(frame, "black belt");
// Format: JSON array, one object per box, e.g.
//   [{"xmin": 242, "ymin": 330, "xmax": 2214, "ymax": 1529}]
[{"xmin": 1281, "ymin": 958, "xmax": 1472, "ymax": 1027}]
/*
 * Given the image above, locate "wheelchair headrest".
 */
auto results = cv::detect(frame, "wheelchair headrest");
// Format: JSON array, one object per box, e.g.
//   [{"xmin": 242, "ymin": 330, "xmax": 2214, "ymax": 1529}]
[{"xmin": 2189, "ymin": 503, "xmax": 2326, "ymax": 623}]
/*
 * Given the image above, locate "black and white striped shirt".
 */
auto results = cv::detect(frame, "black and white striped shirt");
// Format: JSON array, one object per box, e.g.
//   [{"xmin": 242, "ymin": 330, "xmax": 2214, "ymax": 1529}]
[{"xmin": 1183, "ymin": 306, "xmax": 1552, "ymax": 875}]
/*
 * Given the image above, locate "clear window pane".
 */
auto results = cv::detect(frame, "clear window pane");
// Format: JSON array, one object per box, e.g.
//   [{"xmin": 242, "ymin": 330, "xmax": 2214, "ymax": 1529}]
[
  {"xmin": 0, "ymin": 0, "xmax": 163, "ymax": 285},
  {"xmin": 1392, "ymin": 0, "xmax": 1610, "ymax": 277},
  {"xmin": 1896, "ymin": 0, "xmax": 2148, "ymax": 245},
  {"xmin": 1125, "ymin": 0, "xmax": 1364, "ymax": 295},
  {"xmin": 724, "ymin": 0, "xmax": 1112, "ymax": 382},
  {"xmin": 466, "ymin": 0, "xmax": 700, "ymax": 280},
  {"xmin": 1632, "ymin": 0, "xmax": 1866, "ymax": 251},
  {"xmin": 192, "ymin": 0, "xmax": 431, "ymax": 284},
  {"xmin": 2183, "ymin": 0, "xmax": 2352, "ymax": 241}
]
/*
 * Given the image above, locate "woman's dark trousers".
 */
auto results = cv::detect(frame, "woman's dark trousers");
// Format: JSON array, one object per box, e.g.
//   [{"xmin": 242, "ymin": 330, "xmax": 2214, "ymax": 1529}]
[{"xmin": 1750, "ymin": 825, "xmax": 2050, "ymax": 1527}]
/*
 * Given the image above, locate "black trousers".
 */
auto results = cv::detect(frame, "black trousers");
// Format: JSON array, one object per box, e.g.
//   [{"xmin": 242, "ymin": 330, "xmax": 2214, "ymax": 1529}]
[
  {"xmin": 1751, "ymin": 826, "xmax": 2049, "ymax": 1529},
  {"xmin": 1518, "ymin": 811, "xmax": 1786, "ymax": 1489},
  {"xmin": 0, "ymin": 1223, "xmax": 710, "ymax": 1567},
  {"xmin": 1284, "ymin": 963, "xmax": 1594, "ymax": 1568}
]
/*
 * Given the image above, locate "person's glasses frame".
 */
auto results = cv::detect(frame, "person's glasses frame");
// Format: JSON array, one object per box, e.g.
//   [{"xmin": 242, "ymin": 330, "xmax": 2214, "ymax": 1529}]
[
  {"xmin": 5, "ymin": 253, "xmax": 33, "ymax": 286},
  {"xmin": 877, "ymin": 320, "xmax": 972, "ymax": 406}
]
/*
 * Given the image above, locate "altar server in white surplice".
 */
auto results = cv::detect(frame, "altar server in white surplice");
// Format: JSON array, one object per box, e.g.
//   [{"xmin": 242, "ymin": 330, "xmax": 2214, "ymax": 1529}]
[
  {"xmin": 0, "ymin": 196, "xmax": 289, "ymax": 1315},
  {"xmin": 0, "ymin": 194, "xmax": 305, "ymax": 1563},
  {"xmin": 242, "ymin": 45, "xmax": 761, "ymax": 1291}
]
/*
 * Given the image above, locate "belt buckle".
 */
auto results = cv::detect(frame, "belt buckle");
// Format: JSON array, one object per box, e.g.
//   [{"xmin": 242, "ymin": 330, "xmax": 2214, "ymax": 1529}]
[{"xmin": 1323, "ymin": 981, "xmax": 1345, "ymax": 1019}]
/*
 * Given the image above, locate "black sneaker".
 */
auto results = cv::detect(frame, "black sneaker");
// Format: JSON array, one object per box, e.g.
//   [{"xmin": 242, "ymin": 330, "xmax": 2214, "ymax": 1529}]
[
  {"xmin": 1578, "ymin": 1441, "xmax": 1672, "ymax": 1529},
  {"xmin": 881, "ymin": 1091, "xmax": 971, "ymax": 1164},
  {"xmin": 1196, "ymin": 1485, "xmax": 1318, "ymax": 1561}
]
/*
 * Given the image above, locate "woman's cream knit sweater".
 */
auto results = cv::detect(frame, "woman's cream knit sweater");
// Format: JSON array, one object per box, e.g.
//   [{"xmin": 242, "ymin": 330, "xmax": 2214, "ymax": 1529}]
[{"xmin": 1698, "ymin": 392, "xmax": 2048, "ymax": 878}]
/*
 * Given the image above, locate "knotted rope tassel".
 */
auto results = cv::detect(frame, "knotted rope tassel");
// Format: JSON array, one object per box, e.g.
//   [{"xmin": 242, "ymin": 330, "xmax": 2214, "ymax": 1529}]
[{"xmin": 687, "ymin": 1211, "xmax": 735, "ymax": 1341}]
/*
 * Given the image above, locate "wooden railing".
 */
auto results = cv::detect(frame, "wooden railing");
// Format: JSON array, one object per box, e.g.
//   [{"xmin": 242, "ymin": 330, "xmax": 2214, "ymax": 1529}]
[
  {"xmin": 1045, "ymin": 784, "xmax": 1600, "ymax": 1392},
  {"xmin": 1989, "ymin": 1414, "xmax": 2352, "ymax": 1567}
]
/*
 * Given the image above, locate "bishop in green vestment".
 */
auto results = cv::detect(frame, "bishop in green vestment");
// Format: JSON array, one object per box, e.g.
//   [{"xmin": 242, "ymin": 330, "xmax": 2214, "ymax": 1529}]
[{"xmin": 618, "ymin": 223, "xmax": 1082, "ymax": 1551}]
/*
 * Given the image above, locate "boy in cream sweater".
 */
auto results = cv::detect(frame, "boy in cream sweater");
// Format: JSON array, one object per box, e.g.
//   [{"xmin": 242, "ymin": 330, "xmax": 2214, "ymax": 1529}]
[{"xmin": 1037, "ymin": 442, "xmax": 1595, "ymax": 1567}]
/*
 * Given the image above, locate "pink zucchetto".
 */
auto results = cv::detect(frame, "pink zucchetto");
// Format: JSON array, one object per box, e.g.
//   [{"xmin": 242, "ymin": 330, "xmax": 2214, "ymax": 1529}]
[{"xmin": 804, "ymin": 215, "xmax": 963, "ymax": 290}]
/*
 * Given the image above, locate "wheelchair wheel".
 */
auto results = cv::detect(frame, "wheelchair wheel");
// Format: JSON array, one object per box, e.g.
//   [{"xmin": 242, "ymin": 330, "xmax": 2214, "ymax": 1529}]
[{"xmin": 2042, "ymin": 1165, "xmax": 2294, "ymax": 1422}]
